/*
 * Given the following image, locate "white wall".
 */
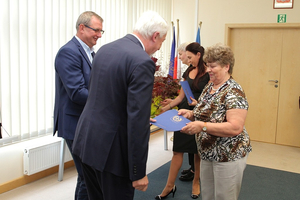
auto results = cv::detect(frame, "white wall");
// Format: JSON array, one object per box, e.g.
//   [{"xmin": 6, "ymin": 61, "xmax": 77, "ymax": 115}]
[
  {"xmin": 172, "ymin": 0, "xmax": 198, "ymax": 44},
  {"xmin": 197, "ymin": 0, "xmax": 300, "ymax": 47},
  {"xmin": 173, "ymin": 0, "xmax": 300, "ymax": 48},
  {"xmin": 0, "ymin": 136, "xmax": 61, "ymax": 185}
]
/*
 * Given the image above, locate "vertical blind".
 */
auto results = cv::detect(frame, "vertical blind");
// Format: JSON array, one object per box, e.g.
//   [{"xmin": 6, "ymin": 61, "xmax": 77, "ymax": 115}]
[{"xmin": 0, "ymin": 0, "xmax": 172, "ymax": 145}]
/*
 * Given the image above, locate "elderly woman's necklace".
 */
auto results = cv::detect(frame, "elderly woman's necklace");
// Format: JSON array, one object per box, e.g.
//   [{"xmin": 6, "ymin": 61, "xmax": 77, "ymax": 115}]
[{"xmin": 211, "ymin": 84, "xmax": 220, "ymax": 91}]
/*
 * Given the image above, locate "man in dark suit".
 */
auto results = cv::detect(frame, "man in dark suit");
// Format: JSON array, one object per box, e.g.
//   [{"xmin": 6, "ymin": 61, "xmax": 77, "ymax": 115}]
[
  {"xmin": 72, "ymin": 11, "xmax": 168, "ymax": 200},
  {"xmin": 53, "ymin": 11, "xmax": 104, "ymax": 200}
]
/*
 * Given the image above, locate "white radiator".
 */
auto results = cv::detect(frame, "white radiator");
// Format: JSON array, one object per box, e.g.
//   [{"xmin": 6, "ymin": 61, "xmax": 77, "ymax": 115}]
[{"xmin": 23, "ymin": 139, "xmax": 72, "ymax": 175}]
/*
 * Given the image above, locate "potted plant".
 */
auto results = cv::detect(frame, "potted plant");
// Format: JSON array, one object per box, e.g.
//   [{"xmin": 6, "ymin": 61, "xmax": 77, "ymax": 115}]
[{"xmin": 151, "ymin": 57, "xmax": 180, "ymax": 118}]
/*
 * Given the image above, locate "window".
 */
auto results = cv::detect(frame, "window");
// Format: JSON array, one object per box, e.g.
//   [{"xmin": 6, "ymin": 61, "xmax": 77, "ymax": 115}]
[{"xmin": 0, "ymin": 0, "xmax": 172, "ymax": 146}]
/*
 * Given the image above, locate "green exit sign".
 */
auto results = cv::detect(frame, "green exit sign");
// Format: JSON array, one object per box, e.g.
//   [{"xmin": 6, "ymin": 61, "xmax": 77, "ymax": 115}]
[{"xmin": 277, "ymin": 14, "xmax": 286, "ymax": 23}]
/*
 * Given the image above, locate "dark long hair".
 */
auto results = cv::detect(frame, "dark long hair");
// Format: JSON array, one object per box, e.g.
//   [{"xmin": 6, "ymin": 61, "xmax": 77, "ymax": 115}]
[{"xmin": 184, "ymin": 42, "xmax": 206, "ymax": 90}]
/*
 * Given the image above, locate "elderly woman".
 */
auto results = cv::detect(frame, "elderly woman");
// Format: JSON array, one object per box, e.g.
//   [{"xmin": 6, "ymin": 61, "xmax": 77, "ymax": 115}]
[{"xmin": 179, "ymin": 43, "xmax": 252, "ymax": 200}]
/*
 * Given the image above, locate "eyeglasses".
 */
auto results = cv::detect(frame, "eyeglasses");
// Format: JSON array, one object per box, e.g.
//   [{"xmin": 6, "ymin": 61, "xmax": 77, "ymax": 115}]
[{"xmin": 84, "ymin": 25, "xmax": 105, "ymax": 35}]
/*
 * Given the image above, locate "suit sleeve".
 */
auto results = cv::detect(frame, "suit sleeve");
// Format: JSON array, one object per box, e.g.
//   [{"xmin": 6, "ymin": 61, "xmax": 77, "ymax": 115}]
[
  {"xmin": 127, "ymin": 59, "xmax": 155, "ymax": 181},
  {"xmin": 55, "ymin": 47, "xmax": 88, "ymax": 105}
]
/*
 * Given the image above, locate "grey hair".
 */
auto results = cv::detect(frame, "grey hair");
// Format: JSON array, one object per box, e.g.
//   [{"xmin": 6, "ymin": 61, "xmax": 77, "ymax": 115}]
[
  {"xmin": 177, "ymin": 42, "xmax": 191, "ymax": 52},
  {"xmin": 76, "ymin": 11, "xmax": 103, "ymax": 31},
  {"xmin": 133, "ymin": 10, "xmax": 168, "ymax": 39},
  {"xmin": 203, "ymin": 43, "xmax": 235, "ymax": 75}
]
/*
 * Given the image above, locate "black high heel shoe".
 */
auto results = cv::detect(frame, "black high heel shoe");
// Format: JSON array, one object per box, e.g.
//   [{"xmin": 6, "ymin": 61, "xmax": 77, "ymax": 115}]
[
  {"xmin": 154, "ymin": 185, "xmax": 177, "ymax": 199},
  {"xmin": 191, "ymin": 193, "xmax": 200, "ymax": 199}
]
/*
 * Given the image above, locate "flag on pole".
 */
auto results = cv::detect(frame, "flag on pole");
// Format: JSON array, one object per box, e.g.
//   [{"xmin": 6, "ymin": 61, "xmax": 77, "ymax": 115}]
[
  {"xmin": 173, "ymin": 49, "xmax": 178, "ymax": 79},
  {"xmin": 196, "ymin": 25, "xmax": 201, "ymax": 44},
  {"xmin": 168, "ymin": 24, "xmax": 176, "ymax": 78},
  {"xmin": 174, "ymin": 38, "xmax": 181, "ymax": 79}
]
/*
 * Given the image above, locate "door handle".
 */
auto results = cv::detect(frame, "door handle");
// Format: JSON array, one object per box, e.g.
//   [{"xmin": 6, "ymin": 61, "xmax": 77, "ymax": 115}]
[{"xmin": 268, "ymin": 80, "xmax": 278, "ymax": 83}]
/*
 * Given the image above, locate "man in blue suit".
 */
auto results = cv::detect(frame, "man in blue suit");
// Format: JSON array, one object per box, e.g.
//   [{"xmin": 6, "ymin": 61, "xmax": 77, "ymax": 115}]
[
  {"xmin": 53, "ymin": 11, "xmax": 104, "ymax": 200},
  {"xmin": 72, "ymin": 11, "xmax": 168, "ymax": 200}
]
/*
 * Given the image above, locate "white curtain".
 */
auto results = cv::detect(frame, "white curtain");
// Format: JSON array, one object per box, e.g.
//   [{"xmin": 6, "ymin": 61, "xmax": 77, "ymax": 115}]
[{"xmin": 0, "ymin": 0, "xmax": 172, "ymax": 145}]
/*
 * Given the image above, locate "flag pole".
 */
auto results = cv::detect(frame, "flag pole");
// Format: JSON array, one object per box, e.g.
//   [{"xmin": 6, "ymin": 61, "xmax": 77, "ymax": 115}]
[
  {"xmin": 199, "ymin": 21, "xmax": 202, "ymax": 45},
  {"xmin": 176, "ymin": 19, "xmax": 179, "ymax": 48},
  {"xmin": 170, "ymin": 21, "xmax": 174, "ymax": 48},
  {"xmin": 176, "ymin": 19, "xmax": 181, "ymax": 79},
  {"xmin": 195, "ymin": 0, "xmax": 199, "ymax": 39},
  {"xmin": 168, "ymin": 21, "xmax": 175, "ymax": 78},
  {"xmin": 171, "ymin": 21, "xmax": 174, "ymax": 35},
  {"xmin": 0, "ymin": 108, "xmax": 2, "ymax": 139}
]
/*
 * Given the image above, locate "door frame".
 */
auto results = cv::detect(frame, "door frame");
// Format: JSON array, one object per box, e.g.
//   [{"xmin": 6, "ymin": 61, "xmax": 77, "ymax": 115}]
[{"xmin": 225, "ymin": 23, "xmax": 300, "ymax": 45}]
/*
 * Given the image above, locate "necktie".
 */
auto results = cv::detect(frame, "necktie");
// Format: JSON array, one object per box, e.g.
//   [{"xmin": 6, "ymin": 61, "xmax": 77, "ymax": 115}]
[{"xmin": 90, "ymin": 52, "xmax": 95, "ymax": 64}]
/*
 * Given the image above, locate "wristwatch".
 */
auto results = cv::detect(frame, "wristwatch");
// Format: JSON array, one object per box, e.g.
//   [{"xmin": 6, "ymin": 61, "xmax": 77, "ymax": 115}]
[{"xmin": 202, "ymin": 122, "xmax": 207, "ymax": 132}]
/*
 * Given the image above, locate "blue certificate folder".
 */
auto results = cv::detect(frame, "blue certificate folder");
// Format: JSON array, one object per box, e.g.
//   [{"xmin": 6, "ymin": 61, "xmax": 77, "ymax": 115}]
[
  {"xmin": 180, "ymin": 81, "xmax": 195, "ymax": 104},
  {"xmin": 151, "ymin": 110, "xmax": 191, "ymax": 131}
]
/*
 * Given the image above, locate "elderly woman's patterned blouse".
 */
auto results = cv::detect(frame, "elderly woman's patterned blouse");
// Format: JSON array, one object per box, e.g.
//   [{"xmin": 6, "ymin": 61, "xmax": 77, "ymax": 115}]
[{"xmin": 193, "ymin": 77, "xmax": 252, "ymax": 162}]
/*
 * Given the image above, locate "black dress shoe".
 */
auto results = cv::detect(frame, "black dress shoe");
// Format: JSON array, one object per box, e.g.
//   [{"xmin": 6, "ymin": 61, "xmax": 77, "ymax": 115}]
[
  {"xmin": 181, "ymin": 167, "xmax": 192, "ymax": 175},
  {"xmin": 179, "ymin": 170, "xmax": 194, "ymax": 181}
]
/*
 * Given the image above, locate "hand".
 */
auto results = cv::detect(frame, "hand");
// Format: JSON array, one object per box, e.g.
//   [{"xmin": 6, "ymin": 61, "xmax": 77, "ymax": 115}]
[
  {"xmin": 181, "ymin": 121, "xmax": 202, "ymax": 135},
  {"xmin": 149, "ymin": 118, "xmax": 156, "ymax": 125},
  {"xmin": 188, "ymin": 97, "xmax": 197, "ymax": 106},
  {"xmin": 132, "ymin": 175, "xmax": 149, "ymax": 191},
  {"xmin": 178, "ymin": 109, "xmax": 193, "ymax": 119},
  {"xmin": 160, "ymin": 99, "xmax": 172, "ymax": 107},
  {"xmin": 160, "ymin": 105, "xmax": 169, "ymax": 113}
]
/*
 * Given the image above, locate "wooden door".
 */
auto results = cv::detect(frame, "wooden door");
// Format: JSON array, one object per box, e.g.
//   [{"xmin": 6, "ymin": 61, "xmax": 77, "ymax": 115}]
[
  {"xmin": 276, "ymin": 29, "xmax": 300, "ymax": 147},
  {"xmin": 226, "ymin": 24, "xmax": 300, "ymax": 147},
  {"xmin": 229, "ymin": 28, "xmax": 282, "ymax": 143}
]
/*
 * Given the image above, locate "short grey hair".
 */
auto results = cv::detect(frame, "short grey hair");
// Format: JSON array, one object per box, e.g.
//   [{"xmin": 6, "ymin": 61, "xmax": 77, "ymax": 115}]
[
  {"xmin": 177, "ymin": 42, "xmax": 191, "ymax": 52},
  {"xmin": 133, "ymin": 10, "xmax": 168, "ymax": 39},
  {"xmin": 203, "ymin": 43, "xmax": 235, "ymax": 75},
  {"xmin": 76, "ymin": 11, "xmax": 103, "ymax": 31}
]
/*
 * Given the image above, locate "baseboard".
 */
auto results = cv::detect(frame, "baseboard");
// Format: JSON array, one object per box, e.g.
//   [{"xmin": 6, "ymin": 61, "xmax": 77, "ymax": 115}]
[{"xmin": 0, "ymin": 160, "xmax": 74, "ymax": 194}]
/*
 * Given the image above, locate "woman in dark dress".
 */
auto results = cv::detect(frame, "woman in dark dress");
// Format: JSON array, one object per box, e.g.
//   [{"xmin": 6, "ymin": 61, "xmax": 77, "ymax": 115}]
[{"xmin": 155, "ymin": 42, "xmax": 210, "ymax": 199}]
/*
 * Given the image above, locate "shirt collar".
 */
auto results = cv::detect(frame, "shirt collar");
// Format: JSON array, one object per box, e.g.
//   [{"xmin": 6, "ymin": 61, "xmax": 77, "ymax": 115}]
[
  {"xmin": 75, "ymin": 36, "xmax": 94, "ymax": 53},
  {"xmin": 130, "ymin": 33, "xmax": 145, "ymax": 51}
]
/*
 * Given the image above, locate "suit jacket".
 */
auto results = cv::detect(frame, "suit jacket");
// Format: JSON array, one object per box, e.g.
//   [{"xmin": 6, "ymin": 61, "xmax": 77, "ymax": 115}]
[
  {"xmin": 53, "ymin": 36, "xmax": 91, "ymax": 140},
  {"xmin": 72, "ymin": 34, "xmax": 155, "ymax": 181}
]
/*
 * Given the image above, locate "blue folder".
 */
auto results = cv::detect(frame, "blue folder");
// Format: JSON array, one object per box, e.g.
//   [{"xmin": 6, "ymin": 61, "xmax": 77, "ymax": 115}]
[
  {"xmin": 180, "ymin": 81, "xmax": 195, "ymax": 104},
  {"xmin": 151, "ymin": 109, "xmax": 191, "ymax": 131}
]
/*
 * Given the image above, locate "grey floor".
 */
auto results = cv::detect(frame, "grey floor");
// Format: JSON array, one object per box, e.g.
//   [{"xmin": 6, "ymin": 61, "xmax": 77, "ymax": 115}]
[{"xmin": 1, "ymin": 129, "xmax": 300, "ymax": 200}]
